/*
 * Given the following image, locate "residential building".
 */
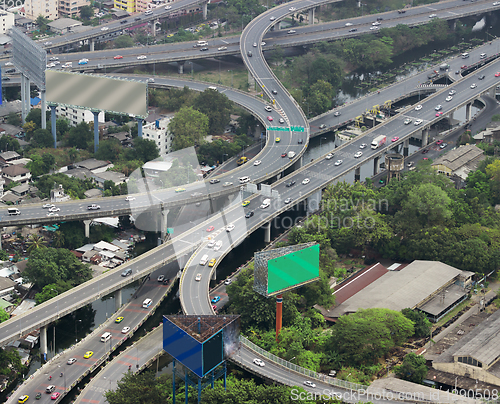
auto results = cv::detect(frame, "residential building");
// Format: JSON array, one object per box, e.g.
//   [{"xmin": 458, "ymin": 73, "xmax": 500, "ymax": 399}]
[
  {"xmin": 47, "ymin": 18, "xmax": 83, "ymax": 34},
  {"xmin": 0, "ymin": 151, "xmax": 21, "ymax": 165},
  {"xmin": 1, "ymin": 165, "xmax": 31, "ymax": 184},
  {"xmin": 53, "ymin": 105, "xmax": 105, "ymax": 127},
  {"xmin": 50, "ymin": 184, "xmax": 71, "ymax": 203},
  {"xmin": 142, "ymin": 116, "xmax": 173, "ymax": 155},
  {"xmin": 58, "ymin": 0, "xmax": 91, "ymax": 18},
  {"xmin": 74, "ymin": 158, "xmax": 114, "ymax": 174},
  {"xmin": 92, "ymin": 171, "xmax": 126, "ymax": 187},
  {"xmin": 0, "ymin": 11, "xmax": 15, "ymax": 35},
  {"xmin": 24, "ymin": 0, "xmax": 58, "ymax": 20},
  {"xmin": 114, "ymin": 0, "xmax": 135, "ymax": 13},
  {"xmin": 431, "ymin": 144, "xmax": 485, "ymax": 180}
]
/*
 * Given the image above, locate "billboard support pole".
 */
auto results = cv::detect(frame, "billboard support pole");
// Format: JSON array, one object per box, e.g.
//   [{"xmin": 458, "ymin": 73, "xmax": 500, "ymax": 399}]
[
  {"xmin": 184, "ymin": 371, "xmax": 189, "ymax": 404},
  {"xmin": 197, "ymin": 377, "xmax": 202, "ymax": 404},
  {"xmin": 41, "ymin": 90, "xmax": 47, "ymax": 129},
  {"xmin": 136, "ymin": 117, "xmax": 143, "ymax": 138},
  {"xmin": 172, "ymin": 359, "xmax": 176, "ymax": 404},
  {"xmin": 50, "ymin": 105, "xmax": 57, "ymax": 148},
  {"xmin": 93, "ymin": 110, "xmax": 100, "ymax": 153},
  {"xmin": 276, "ymin": 294, "xmax": 283, "ymax": 342}
]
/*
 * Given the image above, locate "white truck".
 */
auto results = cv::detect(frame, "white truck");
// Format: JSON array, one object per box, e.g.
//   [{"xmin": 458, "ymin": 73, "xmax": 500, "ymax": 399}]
[
  {"xmin": 371, "ymin": 135, "xmax": 387, "ymax": 150},
  {"xmin": 260, "ymin": 198, "xmax": 271, "ymax": 209}
]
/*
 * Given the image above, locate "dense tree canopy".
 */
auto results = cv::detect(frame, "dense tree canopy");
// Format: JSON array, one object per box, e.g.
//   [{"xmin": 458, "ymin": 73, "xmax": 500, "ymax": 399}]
[
  {"xmin": 193, "ymin": 88, "xmax": 232, "ymax": 135},
  {"xmin": 395, "ymin": 353, "xmax": 428, "ymax": 384},
  {"xmin": 168, "ymin": 106, "xmax": 209, "ymax": 151}
]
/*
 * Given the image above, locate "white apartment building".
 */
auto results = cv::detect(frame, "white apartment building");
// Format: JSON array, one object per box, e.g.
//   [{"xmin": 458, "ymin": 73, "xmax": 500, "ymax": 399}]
[
  {"xmin": 142, "ymin": 117, "xmax": 172, "ymax": 155},
  {"xmin": 53, "ymin": 105, "xmax": 105, "ymax": 127},
  {"xmin": 0, "ymin": 11, "xmax": 14, "ymax": 35},
  {"xmin": 24, "ymin": 0, "xmax": 58, "ymax": 20}
]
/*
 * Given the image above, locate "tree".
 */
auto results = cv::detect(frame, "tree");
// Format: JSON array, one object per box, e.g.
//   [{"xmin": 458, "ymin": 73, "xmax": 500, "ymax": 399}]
[
  {"xmin": 131, "ymin": 138, "xmax": 159, "ymax": 163},
  {"xmin": 66, "ymin": 122, "xmax": 92, "ymax": 150},
  {"xmin": 0, "ymin": 136, "xmax": 20, "ymax": 153},
  {"xmin": 395, "ymin": 353, "xmax": 428, "ymax": 384},
  {"xmin": 36, "ymin": 15, "xmax": 50, "ymax": 34},
  {"xmin": 0, "ymin": 309, "xmax": 8, "ymax": 323},
  {"xmin": 79, "ymin": 5, "xmax": 94, "ymax": 19},
  {"xmin": 25, "ymin": 108, "xmax": 47, "ymax": 130},
  {"xmin": 105, "ymin": 371, "xmax": 169, "ymax": 404},
  {"xmin": 168, "ymin": 106, "xmax": 209, "ymax": 151},
  {"xmin": 53, "ymin": 230, "xmax": 65, "ymax": 248},
  {"xmin": 0, "ymin": 347, "xmax": 25, "ymax": 376},
  {"xmin": 32, "ymin": 128, "xmax": 54, "ymax": 148},
  {"xmin": 26, "ymin": 234, "xmax": 46, "ymax": 254},
  {"xmin": 22, "ymin": 121, "xmax": 36, "ymax": 136},
  {"xmin": 193, "ymin": 89, "xmax": 233, "ymax": 135},
  {"xmin": 114, "ymin": 35, "xmax": 135, "ymax": 48},
  {"xmin": 95, "ymin": 138, "xmax": 122, "ymax": 162},
  {"xmin": 401, "ymin": 308, "xmax": 431, "ymax": 338},
  {"xmin": 42, "ymin": 153, "xmax": 56, "ymax": 172},
  {"xmin": 56, "ymin": 118, "xmax": 71, "ymax": 141},
  {"xmin": 6, "ymin": 112, "xmax": 21, "ymax": 126}
]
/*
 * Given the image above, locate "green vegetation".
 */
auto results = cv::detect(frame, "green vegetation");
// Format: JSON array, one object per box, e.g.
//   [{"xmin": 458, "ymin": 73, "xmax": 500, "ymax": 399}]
[
  {"xmin": 0, "ymin": 347, "xmax": 25, "ymax": 377},
  {"xmin": 395, "ymin": 353, "xmax": 428, "ymax": 384}
]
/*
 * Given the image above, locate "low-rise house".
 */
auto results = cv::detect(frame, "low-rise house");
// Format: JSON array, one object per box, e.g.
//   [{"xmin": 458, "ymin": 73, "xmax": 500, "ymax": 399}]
[
  {"xmin": 2, "ymin": 164, "xmax": 31, "ymax": 184},
  {"xmin": 431, "ymin": 145, "xmax": 485, "ymax": 180}
]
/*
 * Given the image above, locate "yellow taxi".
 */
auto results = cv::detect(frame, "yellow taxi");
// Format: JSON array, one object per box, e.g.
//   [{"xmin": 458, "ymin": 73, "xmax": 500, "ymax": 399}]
[
  {"xmin": 84, "ymin": 351, "xmax": 94, "ymax": 359},
  {"xmin": 115, "ymin": 317, "xmax": 124, "ymax": 323},
  {"xmin": 275, "ymin": 137, "xmax": 281, "ymax": 143},
  {"xmin": 167, "ymin": 34, "xmax": 174, "ymax": 38},
  {"xmin": 208, "ymin": 259, "xmax": 216, "ymax": 267},
  {"xmin": 242, "ymin": 200, "xmax": 250, "ymax": 207},
  {"xmin": 18, "ymin": 395, "xmax": 29, "ymax": 404},
  {"xmin": 175, "ymin": 188, "xmax": 186, "ymax": 193}
]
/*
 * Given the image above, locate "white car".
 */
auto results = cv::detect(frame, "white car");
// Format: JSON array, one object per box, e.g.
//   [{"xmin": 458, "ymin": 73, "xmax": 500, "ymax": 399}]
[
  {"xmin": 261, "ymin": 42, "xmax": 266, "ymax": 46},
  {"xmin": 404, "ymin": 118, "xmax": 412, "ymax": 125},
  {"xmin": 207, "ymin": 240, "xmax": 216, "ymax": 248},
  {"xmin": 254, "ymin": 160, "xmax": 261, "ymax": 166},
  {"xmin": 445, "ymin": 96, "xmax": 453, "ymax": 102},
  {"xmin": 372, "ymin": 21, "xmax": 381, "ymax": 26},
  {"xmin": 43, "ymin": 203, "xmax": 55, "ymax": 209},
  {"xmin": 218, "ymin": 46, "xmax": 227, "ymax": 51},
  {"xmin": 325, "ymin": 153, "xmax": 334, "ymax": 160},
  {"xmin": 354, "ymin": 151, "xmax": 363, "ymax": 158},
  {"xmin": 165, "ymin": 5, "xmax": 172, "ymax": 9},
  {"xmin": 67, "ymin": 358, "xmax": 77, "ymax": 365},
  {"xmin": 334, "ymin": 159, "xmax": 343, "ymax": 166},
  {"xmin": 429, "ymin": 13, "xmax": 437, "ymax": 18},
  {"xmin": 449, "ymin": 90, "xmax": 456, "ymax": 95},
  {"xmin": 360, "ymin": 143, "xmax": 367, "ymax": 149},
  {"xmin": 345, "ymin": 22, "xmax": 353, "ymax": 26},
  {"xmin": 470, "ymin": 83, "xmax": 477, "ymax": 89},
  {"xmin": 289, "ymin": 7, "xmax": 296, "ymax": 11},
  {"xmin": 270, "ymin": 16, "xmax": 276, "ymax": 21},
  {"xmin": 101, "ymin": 27, "xmax": 109, "ymax": 31},
  {"xmin": 414, "ymin": 119, "xmax": 423, "ymax": 126},
  {"xmin": 224, "ymin": 278, "xmax": 232, "ymax": 285},
  {"xmin": 253, "ymin": 42, "xmax": 257, "ymax": 47},
  {"xmin": 264, "ymin": 105, "xmax": 272, "ymax": 112},
  {"xmin": 214, "ymin": 240, "xmax": 223, "ymax": 251},
  {"xmin": 223, "ymin": 181, "xmax": 233, "ymax": 187},
  {"xmin": 125, "ymin": 196, "xmax": 135, "ymax": 201},
  {"xmin": 195, "ymin": 273, "xmax": 202, "ymax": 281},
  {"xmin": 47, "ymin": 212, "xmax": 59, "ymax": 217},
  {"xmin": 304, "ymin": 381, "xmax": 316, "ymax": 388},
  {"xmin": 137, "ymin": 55, "xmax": 147, "ymax": 60},
  {"xmin": 370, "ymin": 26, "xmax": 379, "ymax": 30},
  {"xmin": 435, "ymin": 105, "xmax": 442, "ymax": 111},
  {"xmin": 46, "ymin": 63, "xmax": 56, "ymax": 68},
  {"xmin": 5, "ymin": 62, "xmax": 13, "ymax": 66},
  {"xmin": 302, "ymin": 178, "xmax": 310, "ymax": 185},
  {"xmin": 287, "ymin": 30, "xmax": 296, "ymax": 34},
  {"xmin": 121, "ymin": 326, "xmax": 131, "ymax": 334},
  {"xmin": 279, "ymin": 118, "xmax": 285, "ymax": 124},
  {"xmin": 415, "ymin": 105, "xmax": 423, "ymax": 111},
  {"xmin": 48, "ymin": 207, "xmax": 60, "ymax": 212},
  {"xmin": 494, "ymin": 1, "xmax": 500, "ymax": 5},
  {"xmin": 226, "ymin": 223, "xmax": 235, "ymax": 232},
  {"xmin": 253, "ymin": 358, "xmax": 265, "ymax": 367}
]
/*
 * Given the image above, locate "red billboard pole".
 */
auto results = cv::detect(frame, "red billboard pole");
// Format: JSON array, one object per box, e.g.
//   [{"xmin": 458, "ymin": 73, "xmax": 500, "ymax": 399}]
[{"xmin": 276, "ymin": 294, "xmax": 283, "ymax": 342}]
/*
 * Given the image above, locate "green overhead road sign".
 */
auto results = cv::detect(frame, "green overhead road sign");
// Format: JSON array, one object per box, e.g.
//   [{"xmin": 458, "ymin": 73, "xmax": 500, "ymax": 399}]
[
  {"xmin": 268, "ymin": 127, "xmax": 289, "ymax": 131},
  {"xmin": 291, "ymin": 126, "xmax": 305, "ymax": 132}
]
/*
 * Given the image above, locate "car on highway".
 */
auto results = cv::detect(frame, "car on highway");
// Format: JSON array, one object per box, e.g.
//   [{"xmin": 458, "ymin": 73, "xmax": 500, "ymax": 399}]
[
  {"xmin": 224, "ymin": 278, "xmax": 232, "ymax": 285},
  {"xmin": 372, "ymin": 21, "xmax": 381, "ymax": 26},
  {"xmin": 275, "ymin": 137, "xmax": 280, "ymax": 142},
  {"xmin": 208, "ymin": 258, "xmax": 216, "ymax": 267},
  {"xmin": 218, "ymin": 46, "xmax": 227, "ymax": 51},
  {"xmin": 5, "ymin": 61, "xmax": 13, "ymax": 65},
  {"xmin": 303, "ymin": 381, "xmax": 316, "ymax": 388},
  {"xmin": 253, "ymin": 42, "xmax": 257, "ymax": 47},
  {"xmin": 44, "ymin": 41, "xmax": 53, "ymax": 45},
  {"xmin": 429, "ymin": 13, "xmax": 437, "ymax": 18},
  {"xmin": 471, "ymin": 83, "xmax": 477, "ymax": 89},
  {"xmin": 206, "ymin": 226, "xmax": 215, "ymax": 232},
  {"xmin": 125, "ymin": 196, "xmax": 136, "ymax": 202},
  {"xmin": 436, "ymin": 140, "xmax": 443, "ymax": 145},
  {"xmin": 289, "ymin": 6, "xmax": 296, "ymax": 11},
  {"xmin": 264, "ymin": 105, "xmax": 273, "ymax": 112},
  {"xmin": 404, "ymin": 118, "xmax": 412, "ymax": 125},
  {"xmin": 46, "ymin": 385, "xmax": 56, "ymax": 393},
  {"xmin": 121, "ymin": 268, "xmax": 132, "ymax": 277},
  {"xmin": 435, "ymin": 105, "xmax": 442, "ymax": 111},
  {"xmin": 270, "ymin": 16, "xmax": 275, "ymax": 20},
  {"xmin": 414, "ymin": 119, "xmax": 423, "ymax": 125},
  {"xmin": 242, "ymin": 200, "xmax": 250, "ymax": 207},
  {"xmin": 449, "ymin": 89, "xmax": 456, "ymax": 95},
  {"xmin": 245, "ymin": 211, "xmax": 254, "ymax": 218},
  {"xmin": 211, "ymin": 296, "xmax": 221, "ymax": 303},
  {"xmin": 287, "ymin": 30, "xmax": 296, "ymax": 34},
  {"xmin": 391, "ymin": 137, "xmax": 399, "ymax": 142},
  {"xmin": 407, "ymin": 162, "xmax": 414, "ymax": 168},
  {"xmin": 67, "ymin": 358, "xmax": 77, "ymax": 365},
  {"xmin": 253, "ymin": 358, "xmax": 265, "ymax": 367},
  {"xmin": 436, "ymin": 111, "xmax": 443, "ymax": 117},
  {"xmin": 226, "ymin": 223, "xmax": 235, "ymax": 232},
  {"xmin": 46, "ymin": 63, "xmax": 56, "ymax": 68},
  {"xmin": 214, "ymin": 240, "xmax": 223, "ymax": 251},
  {"xmin": 84, "ymin": 351, "xmax": 93, "ymax": 359},
  {"xmin": 302, "ymin": 178, "xmax": 310, "ymax": 185},
  {"xmin": 175, "ymin": 188, "xmax": 185, "ymax": 193},
  {"xmin": 281, "ymin": 152, "xmax": 287, "ymax": 158},
  {"xmin": 333, "ymin": 111, "xmax": 341, "ymax": 116},
  {"xmin": 223, "ymin": 181, "xmax": 233, "ymax": 187},
  {"xmin": 279, "ymin": 118, "xmax": 285, "ymax": 124},
  {"xmin": 325, "ymin": 153, "xmax": 334, "ymax": 160},
  {"xmin": 284, "ymin": 198, "xmax": 292, "ymax": 204},
  {"xmin": 122, "ymin": 326, "xmax": 131, "ymax": 334},
  {"xmin": 267, "ymin": 116, "xmax": 273, "ymax": 122},
  {"xmin": 47, "ymin": 212, "xmax": 59, "ymax": 217},
  {"xmin": 157, "ymin": 275, "xmax": 165, "ymax": 282},
  {"xmin": 334, "ymin": 159, "xmax": 343, "ymax": 166},
  {"xmin": 114, "ymin": 55, "xmax": 123, "ymax": 59},
  {"xmin": 261, "ymin": 42, "xmax": 266, "ymax": 46},
  {"xmin": 440, "ymin": 142, "xmax": 448, "ymax": 149},
  {"xmin": 349, "ymin": 28, "xmax": 358, "ymax": 32},
  {"xmin": 422, "ymin": 149, "xmax": 429, "ymax": 154},
  {"xmin": 360, "ymin": 143, "xmax": 367, "ymax": 149},
  {"xmin": 493, "ymin": 1, "xmax": 500, "ymax": 4},
  {"xmin": 101, "ymin": 26, "xmax": 109, "ymax": 31},
  {"xmin": 51, "ymin": 392, "xmax": 61, "ymax": 400},
  {"xmin": 286, "ymin": 180, "xmax": 296, "ymax": 187},
  {"xmin": 254, "ymin": 160, "xmax": 261, "ymax": 166},
  {"xmin": 345, "ymin": 22, "xmax": 353, "ymax": 26},
  {"xmin": 461, "ymin": 65, "xmax": 467, "ymax": 69},
  {"xmin": 271, "ymin": 89, "xmax": 278, "ymax": 95},
  {"xmin": 496, "ymin": 72, "xmax": 500, "ymax": 77},
  {"xmin": 43, "ymin": 203, "xmax": 55, "ymax": 209},
  {"xmin": 209, "ymin": 179, "xmax": 220, "ymax": 184},
  {"xmin": 87, "ymin": 204, "xmax": 100, "ymax": 210},
  {"xmin": 200, "ymin": 47, "xmax": 209, "ymax": 51},
  {"xmin": 48, "ymin": 206, "xmax": 60, "ymax": 212},
  {"xmin": 415, "ymin": 105, "xmax": 422, "ymax": 111},
  {"xmin": 18, "ymin": 395, "xmax": 29, "ymax": 404},
  {"xmin": 478, "ymin": 74, "xmax": 485, "ymax": 80},
  {"xmin": 445, "ymin": 96, "xmax": 453, "ymax": 102},
  {"xmin": 354, "ymin": 151, "xmax": 363, "ymax": 158},
  {"xmin": 165, "ymin": 4, "xmax": 172, "ymax": 8},
  {"xmin": 195, "ymin": 273, "xmax": 202, "ymax": 281},
  {"xmin": 288, "ymin": 151, "xmax": 296, "ymax": 158},
  {"xmin": 115, "ymin": 317, "xmax": 124, "ymax": 323},
  {"xmin": 319, "ymin": 124, "xmax": 327, "ymax": 129},
  {"xmin": 370, "ymin": 26, "xmax": 379, "ymax": 30},
  {"xmin": 78, "ymin": 59, "xmax": 88, "ymax": 65},
  {"xmin": 207, "ymin": 240, "xmax": 216, "ymax": 248},
  {"xmin": 137, "ymin": 55, "xmax": 147, "ymax": 60}
]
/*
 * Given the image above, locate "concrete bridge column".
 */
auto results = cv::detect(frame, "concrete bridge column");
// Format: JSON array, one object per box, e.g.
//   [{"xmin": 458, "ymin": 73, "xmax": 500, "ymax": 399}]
[
  {"xmin": 115, "ymin": 290, "xmax": 122, "ymax": 311},
  {"xmin": 211, "ymin": 270, "xmax": 216, "ymax": 280},
  {"xmin": 373, "ymin": 156, "xmax": 379, "ymax": 175},
  {"xmin": 136, "ymin": 117, "xmax": 143, "ymax": 138},
  {"xmin": 90, "ymin": 39, "xmax": 95, "ymax": 52},
  {"xmin": 248, "ymin": 71, "xmax": 255, "ymax": 89},
  {"xmin": 354, "ymin": 167, "xmax": 360, "ymax": 182},
  {"xmin": 489, "ymin": 86, "xmax": 496, "ymax": 98},
  {"xmin": 84, "ymin": 220, "xmax": 91, "ymax": 238},
  {"xmin": 263, "ymin": 222, "xmax": 271, "ymax": 243},
  {"xmin": 308, "ymin": 7, "xmax": 315, "ymax": 25},
  {"xmin": 93, "ymin": 110, "xmax": 100, "ymax": 153},
  {"xmin": 465, "ymin": 102, "xmax": 472, "ymax": 122},
  {"xmin": 41, "ymin": 90, "xmax": 47, "ymax": 130},
  {"xmin": 254, "ymin": 123, "xmax": 261, "ymax": 139},
  {"xmin": 40, "ymin": 326, "xmax": 48, "ymax": 359},
  {"xmin": 403, "ymin": 139, "xmax": 409, "ymax": 157},
  {"xmin": 160, "ymin": 209, "xmax": 169, "ymax": 244},
  {"xmin": 202, "ymin": 2, "xmax": 208, "ymax": 20},
  {"xmin": 422, "ymin": 127, "xmax": 429, "ymax": 146},
  {"xmin": 177, "ymin": 61, "xmax": 185, "ymax": 74},
  {"xmin": 307, "ymin": 190, "xmax": 322, "ymax": 214},
  {"xmin": 50, "ymin": 105, "xmax": 57, "ymax": 148}
]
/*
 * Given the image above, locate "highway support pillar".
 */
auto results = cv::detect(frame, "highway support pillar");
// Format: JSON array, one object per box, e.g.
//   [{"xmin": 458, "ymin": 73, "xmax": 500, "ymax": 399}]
[
  {"xmin": 41, "ymin": 90, "xmax": 47, "ymax": 130},
  {"xmin": 373, "ymin": 156, "xmax": 379, "ymax": 175},
  {"xmin": 489, "ymin": 86, "xmax": 496, "ymax": 98},
  {"xmin": 92, "ymin": 110, "xmax": 100, "ymax": 153},
  {"xmin": 90, "ymin": 39, "xmax": 95, "ymax": 52},
  {"xmin": 465, "ymin": 102, "xmax": 472, "ymax": 122},
  {"xmin": 177, "ymin": 61, "xmax": 184, "ymax": 74},
  {"xmin": 115, "ymin": 290, "xmax": 122, "ymax": 311},
  {"xmin": 40, "ymin": 326, "xmax": 48, "ymax": 361},
  {"xmin": 403, "ymin": 139, "xmax": 409, "ymax": 157},
  {"xmin": 211, "ymin": 270, "xmax": 216, "ymax": 281},
  {"xmin": 276, "ymin": 294, "xmax": 283, "ymax": 342},
  {"xmin": 136, "ymin": 117, "xmax": 143, "ymax": 138},
  {"xmin": 50, "ymin": 105, "xmax": 57, "ymax": 148},
  {"xmin": 422, "ymin": 127, "xmax": 429, "ymax": 146},
  {"xmin": 21, "ymin": 74, "xmax": 31, "ymax": 124},
  {"xmin": 159, "ymin": 208, "xmax": 169, "ymax": 245},
  {"xmin": 263, "ymin": 222, "xmax": 271, "ymax": 243},
  {"xmin": 83, "ymin": 220, "xmax": 91, "ymax": 238},
  {"xmin": 202, "ymin": 2, "xmax": 208, "ymax": 20},
  {"xmin": 308, "ymin": 7, "xmax": 315, "ymax": 25},
  {"xmin": 247, "ymin": 71, "xmax": 255, "ymax": 90},
  {"xmin": 354, "ymin": 167, "xmax": 360, "ymax": 182}
]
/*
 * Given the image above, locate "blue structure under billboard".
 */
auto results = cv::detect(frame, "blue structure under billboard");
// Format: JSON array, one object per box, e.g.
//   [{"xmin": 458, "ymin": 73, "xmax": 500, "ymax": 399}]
[{"xmin": 163, "ymin": 315, "xmax": 240, "ymax": 404}]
